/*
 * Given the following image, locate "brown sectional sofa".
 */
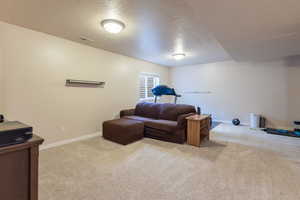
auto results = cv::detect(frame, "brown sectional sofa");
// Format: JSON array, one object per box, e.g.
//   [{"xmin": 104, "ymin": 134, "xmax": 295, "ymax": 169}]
[{"xmin": 120, "ymin": 102, "xmax": 196, "ymax": 144}]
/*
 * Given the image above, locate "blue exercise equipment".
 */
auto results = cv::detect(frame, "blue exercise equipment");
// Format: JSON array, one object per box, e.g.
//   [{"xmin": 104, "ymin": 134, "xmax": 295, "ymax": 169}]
[{"xmin": 152, "ymin": 85, "xmax": 182, "ymax": 104}]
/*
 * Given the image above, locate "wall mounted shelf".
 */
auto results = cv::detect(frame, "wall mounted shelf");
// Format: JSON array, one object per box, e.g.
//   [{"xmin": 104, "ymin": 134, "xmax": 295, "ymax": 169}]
[
  {"xmin": 182, "ymin": 91, "xmax": 212, "ymax": 94},
  {"xmin": 65, "ymin": 79, "xmax": 105, "ymax": 88}
]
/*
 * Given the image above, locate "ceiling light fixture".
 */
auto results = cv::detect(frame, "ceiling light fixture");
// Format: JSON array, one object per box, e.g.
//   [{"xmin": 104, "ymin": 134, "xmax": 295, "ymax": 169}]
[
  {"xmin": 101, "ymin": 19, "xmax": 125, "ymax": 34},
  {"xmin": 172, "ymin": 53, "xmax": 186, "ymax": 60}
]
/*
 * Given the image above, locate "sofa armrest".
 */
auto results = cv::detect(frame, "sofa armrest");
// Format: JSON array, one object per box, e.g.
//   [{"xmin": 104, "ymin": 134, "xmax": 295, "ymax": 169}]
[
  {"xmin": 120, "ymin": 109, "xmax": 135, "ymax": 118},
  {"xmin": 177, "ymin": 113, "xmax": 196, "ymax": 128}
]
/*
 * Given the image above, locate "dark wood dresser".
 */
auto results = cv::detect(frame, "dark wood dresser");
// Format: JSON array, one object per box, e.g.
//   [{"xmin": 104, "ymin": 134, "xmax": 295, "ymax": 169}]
[{"xmin": 0, "ymin": 135, "xmax": 44, "ymax": 200}]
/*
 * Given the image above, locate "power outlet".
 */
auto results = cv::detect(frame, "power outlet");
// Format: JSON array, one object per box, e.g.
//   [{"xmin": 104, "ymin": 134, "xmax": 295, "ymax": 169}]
[{"xmin": 60, "ymin": 126, "xmax": 65, "ymax": 132}]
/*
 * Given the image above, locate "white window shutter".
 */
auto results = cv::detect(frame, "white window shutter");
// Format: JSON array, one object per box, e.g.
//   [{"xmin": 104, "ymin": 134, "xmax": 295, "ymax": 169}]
[
  {"xmin": 147, "ymin": 77, "xmax": 154, "ymax": 98},
  {"xmin": 139, "ymin": 74, "xmax": 160, "ymax": 100},
  {"xmin": 139, "ymin": 76, "xmax": 146, "ymax": 99}
]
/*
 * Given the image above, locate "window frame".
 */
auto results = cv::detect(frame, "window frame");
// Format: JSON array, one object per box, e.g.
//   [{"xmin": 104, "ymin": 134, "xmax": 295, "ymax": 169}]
[{"xmin": 139, "ymin": 73, "xmax": 160, "ymax": 101}]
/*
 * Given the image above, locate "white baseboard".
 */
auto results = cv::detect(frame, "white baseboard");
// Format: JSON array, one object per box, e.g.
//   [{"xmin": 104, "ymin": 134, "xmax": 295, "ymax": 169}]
[
  {"xmin": 214, "ymin": 120, "xmax": 249, "ymax": 126},
  {"xmin": 40, "ymin": 132, "xmax": 102, "ymax": 151},
  {"xmin": 214, "ymin": 120, "xmax": 231, "ymax": 124}
]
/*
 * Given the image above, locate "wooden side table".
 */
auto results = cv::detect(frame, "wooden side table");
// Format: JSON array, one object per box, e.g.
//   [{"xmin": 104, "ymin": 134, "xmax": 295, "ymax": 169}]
[{"xmin": 186, "ymin": 115, "xmax": 211, "ymax": 147}]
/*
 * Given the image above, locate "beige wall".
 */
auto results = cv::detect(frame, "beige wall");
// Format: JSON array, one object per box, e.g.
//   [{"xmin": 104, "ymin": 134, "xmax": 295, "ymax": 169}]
[
  {"xmin": 170, "ymin": 60, "xmax": 299, "ymax": 128},
  {"xmin": 0, "ymin": 21, "xmax": 169, "ymax": 145},
  {"xmin": 287, "ymin": 64, "xmax": 300, "ymax": 126}
]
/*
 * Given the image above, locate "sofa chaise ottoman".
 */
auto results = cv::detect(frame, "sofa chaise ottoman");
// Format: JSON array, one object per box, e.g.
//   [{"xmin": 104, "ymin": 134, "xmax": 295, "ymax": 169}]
[{"xmin": 103, "ymin": 118, "xmax": 144, "ymax": 145}]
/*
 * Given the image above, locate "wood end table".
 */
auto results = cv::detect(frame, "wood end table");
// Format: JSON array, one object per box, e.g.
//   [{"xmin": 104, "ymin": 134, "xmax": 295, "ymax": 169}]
[{"xmin": 186, "ymin": 114, "xmax": 211, "ymax": 147}]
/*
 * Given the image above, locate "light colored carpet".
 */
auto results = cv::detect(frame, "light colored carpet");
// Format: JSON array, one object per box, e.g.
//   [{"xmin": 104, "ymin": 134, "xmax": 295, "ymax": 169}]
[
  {"xmin": 211, "ymin": 123, "xmax": 300, "ymax": 162},
  {"xmin": 40, "ymin": 124, "xmax": 300, "ymax": 200}
]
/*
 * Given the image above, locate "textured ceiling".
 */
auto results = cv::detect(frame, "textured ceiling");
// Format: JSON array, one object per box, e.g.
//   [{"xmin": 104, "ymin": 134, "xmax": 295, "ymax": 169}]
[
  {"xmin": 0, "ymin": 0, "xmax": 300, "ymax": 66},
  {"xmin": 186, "ymin": 0, "xmax": 300, "ymax": 62}
]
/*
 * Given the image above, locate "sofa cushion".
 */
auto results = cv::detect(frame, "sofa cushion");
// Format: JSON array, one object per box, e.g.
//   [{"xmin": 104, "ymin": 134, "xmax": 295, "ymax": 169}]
[
  {"xmin": 144, "ymin": 119, "xmax": 178, "ymax": 132},
  {"xmin": 123, "ymin": 115, "xmax": 155, "ymax": 123},
  {"xmin": 159, "ymin": 103, "xmax": 196, "ymax": 121},
  {"xmin": 120, "ymin": 109, "xmax": 135, "ymax": 117},
  {"xmin": 134, "ymin": 102, "xmax": 161, "ymax": 119}
]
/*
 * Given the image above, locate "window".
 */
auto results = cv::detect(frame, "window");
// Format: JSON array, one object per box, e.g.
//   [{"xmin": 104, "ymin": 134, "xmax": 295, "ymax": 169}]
[{"xmin": 139, "ymin": 74, "xmax": 160, "ymax": 100}]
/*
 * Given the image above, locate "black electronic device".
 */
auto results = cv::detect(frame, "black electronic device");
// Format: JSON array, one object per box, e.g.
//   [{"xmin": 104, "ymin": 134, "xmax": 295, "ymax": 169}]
[{"xmin": 0, "ymin": 121, "xmax": 33, "ymax": 147}]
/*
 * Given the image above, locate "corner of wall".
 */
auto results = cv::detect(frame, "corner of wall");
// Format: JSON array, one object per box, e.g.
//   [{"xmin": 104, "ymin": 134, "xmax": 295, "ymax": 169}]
[{"xmin": 167, "ymin": 66, "xmax": 174, "ymax": 88}]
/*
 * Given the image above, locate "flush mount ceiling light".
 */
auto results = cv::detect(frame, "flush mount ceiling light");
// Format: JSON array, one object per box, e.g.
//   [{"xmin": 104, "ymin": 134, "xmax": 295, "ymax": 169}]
[
  {"xmin": 101, "ymin": 19, "xmax": 125, "ymax": 34},
  {"xmin": 172, "ymin": 53, "xmax": 186, "ymax": 60}
]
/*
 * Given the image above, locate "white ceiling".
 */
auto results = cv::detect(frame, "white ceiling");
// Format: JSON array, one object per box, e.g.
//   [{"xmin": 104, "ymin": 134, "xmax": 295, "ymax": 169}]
[
  {"xmin": 0, "ymin": 0, "xmax": 300, "ymax": 66},
  {"xmin": 187, "ymin": 0, "xmax": 300, "ymax": 62}
]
